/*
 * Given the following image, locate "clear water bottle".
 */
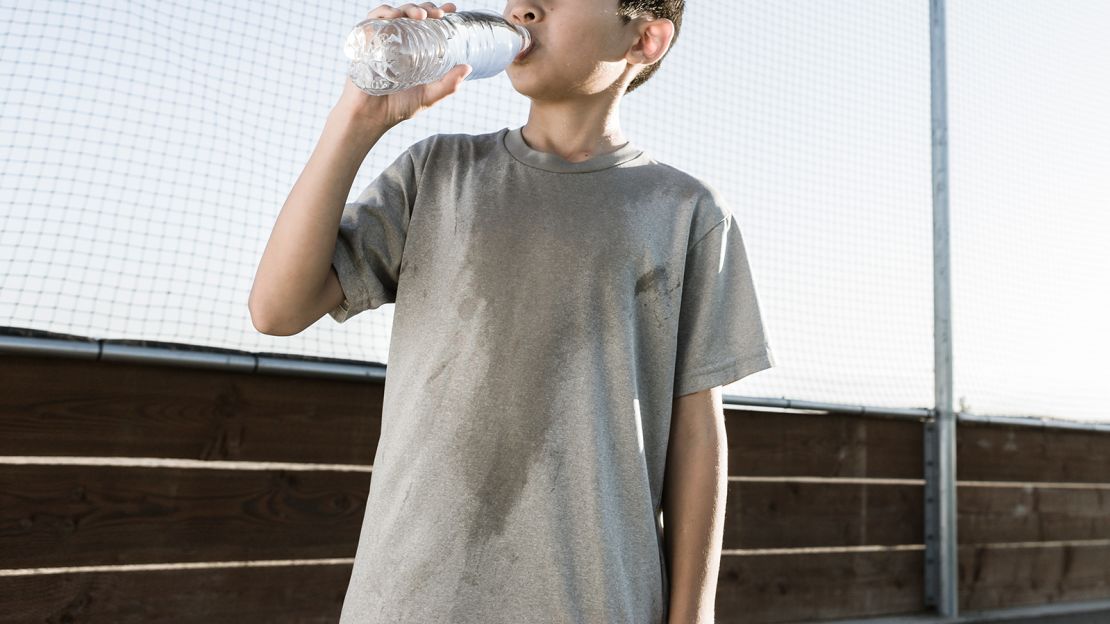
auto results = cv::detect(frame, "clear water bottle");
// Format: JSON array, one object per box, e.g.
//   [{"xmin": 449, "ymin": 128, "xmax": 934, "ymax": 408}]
[{"xmin": 343, "ymin": 9, "xmax": 533, "ymax": 96}]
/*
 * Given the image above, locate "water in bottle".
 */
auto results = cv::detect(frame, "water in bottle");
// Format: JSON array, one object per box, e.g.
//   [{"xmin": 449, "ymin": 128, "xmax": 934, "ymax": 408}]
[{"xmin": 343, "ymin": 9, "xmax": 533, "ymax": 96}]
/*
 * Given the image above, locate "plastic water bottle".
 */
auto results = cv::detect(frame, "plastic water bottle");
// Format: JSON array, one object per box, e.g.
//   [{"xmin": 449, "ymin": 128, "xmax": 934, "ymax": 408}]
[{"xmin": 343, "ymin": 9, "xmax": 533, "ymax": 96}]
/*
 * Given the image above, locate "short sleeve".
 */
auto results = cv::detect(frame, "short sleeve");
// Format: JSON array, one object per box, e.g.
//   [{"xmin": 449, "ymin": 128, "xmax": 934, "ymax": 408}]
[
  {"xmin": 328, "ymin": 147, "xmax": 418, "ymax": 324},
  {"xmin": 673, "ymin": 213, "xmax": 775, "ymax": 397}
]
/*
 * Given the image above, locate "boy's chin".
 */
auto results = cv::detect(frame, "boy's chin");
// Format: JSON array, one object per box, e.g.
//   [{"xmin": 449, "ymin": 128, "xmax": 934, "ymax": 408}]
[
  {"xmin": 508, "ymin": 69, "xmax": 574, "ymax": 99},
  {"xmin": 510, "ymin": 83, "xmax": 565, "ymax": 102},
  {"xmin": 506, "ymin": 71, "xmax": 548, "ymax": 98},
  {"xmin": 507, "ymin": 66, "xmax": 625, "ymax": 101}
]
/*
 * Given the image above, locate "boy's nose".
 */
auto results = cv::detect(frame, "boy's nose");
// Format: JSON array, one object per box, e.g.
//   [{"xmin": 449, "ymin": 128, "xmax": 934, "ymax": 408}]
[{"xmin": 508, "ymin": 3, "xmax": 541, "ymax": 24}]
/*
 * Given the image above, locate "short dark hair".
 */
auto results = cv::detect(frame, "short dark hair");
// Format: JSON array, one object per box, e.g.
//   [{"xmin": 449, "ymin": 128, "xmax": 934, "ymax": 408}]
[{"xmin": 616, "ymin": 0, "xmax": 684, "ymax": 94}]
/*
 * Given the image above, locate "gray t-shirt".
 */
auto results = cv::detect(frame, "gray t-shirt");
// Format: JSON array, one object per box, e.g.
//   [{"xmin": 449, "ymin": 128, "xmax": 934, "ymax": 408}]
[{"xmin": 329, "ymin": 126, "xmax": 774, "ymax": 623}]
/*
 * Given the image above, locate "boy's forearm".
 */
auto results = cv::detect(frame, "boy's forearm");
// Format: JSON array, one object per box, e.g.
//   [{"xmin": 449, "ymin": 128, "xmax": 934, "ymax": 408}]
[
  {"xmin": 248, "ymin": 107, "xmax": 392, "ymax": 334},
  {"xmin": 662, "ymin": 390, "xmax": 728, "ymax": 624}
]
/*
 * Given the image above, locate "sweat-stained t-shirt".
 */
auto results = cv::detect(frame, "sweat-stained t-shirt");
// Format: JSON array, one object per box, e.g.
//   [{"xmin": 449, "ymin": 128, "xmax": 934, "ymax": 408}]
[{"xmin": 328, "ymin": 125, "xmax": 775, "ymax": 624}]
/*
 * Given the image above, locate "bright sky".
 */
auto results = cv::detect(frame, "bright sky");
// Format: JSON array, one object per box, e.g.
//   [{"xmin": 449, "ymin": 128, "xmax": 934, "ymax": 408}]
[{"xmin": 1, "ymin": 1, "xmax": 1107, "ymax": 422}]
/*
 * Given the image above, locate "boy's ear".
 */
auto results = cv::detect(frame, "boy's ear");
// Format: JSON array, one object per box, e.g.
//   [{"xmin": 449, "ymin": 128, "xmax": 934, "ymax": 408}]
[{"xmin": 626, "ymin": 16, "xmax": 675, "ymax": 67}]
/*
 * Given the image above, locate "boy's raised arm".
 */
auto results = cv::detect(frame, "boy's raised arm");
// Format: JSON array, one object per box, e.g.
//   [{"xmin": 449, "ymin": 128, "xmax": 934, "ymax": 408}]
[
  {"xmin": 248, "ymin": 2, "xmax": 471, "ymax": 336},
  {"xmin": 247, "ymin": 108, "xmax": 390, "ymax": 336}
]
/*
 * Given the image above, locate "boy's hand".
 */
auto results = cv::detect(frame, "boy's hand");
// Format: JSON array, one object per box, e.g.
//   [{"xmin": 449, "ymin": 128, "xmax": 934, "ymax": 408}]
[{"xmin": 335, "ymin": 2, "xmax": 472, "ymax": 129}]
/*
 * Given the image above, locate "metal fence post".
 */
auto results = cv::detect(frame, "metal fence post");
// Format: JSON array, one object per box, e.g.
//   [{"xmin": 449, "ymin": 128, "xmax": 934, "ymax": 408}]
[{"xmin": 926, "ymin": 0, "xmax": 959, "ymax": 617}]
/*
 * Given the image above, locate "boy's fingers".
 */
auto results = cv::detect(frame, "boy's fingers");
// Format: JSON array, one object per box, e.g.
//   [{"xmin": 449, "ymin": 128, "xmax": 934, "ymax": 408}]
[
  {"xmin": 418, "ymin": 2, "xmax": 444, "ymax": 16},
  {"xmin": 367, "ymin": 2, "xmax": 451, "ymax": 19},
  {"xmin": 367, "ymin": 5, "xmax": 399, "ymax": 19}
]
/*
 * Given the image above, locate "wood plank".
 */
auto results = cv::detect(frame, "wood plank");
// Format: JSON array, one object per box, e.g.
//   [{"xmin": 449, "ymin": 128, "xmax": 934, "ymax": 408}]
[
  {"xmin": 6, "ymin": 524, "xmax": 1110, "ymax": 622},
  {"xmin": 716, "ymin": 549, "xmax": 925, "ymax": 623},
  {"xmin": 0, "ymin": 465, "xmax": 368, "ymax": 568},
  {"xmin": 0, "ymin": 563, "xmax": 351, "ymax": 624},
  {"xmin": 726, "ymin": 481, "xmax": 922, "ymax": 549},
  {"xmin": 958, "ymin": 486, "xmax": 1110, "ymax": 543},
  {"xmin": 958, "ymin": 422, "xmax": 1110, "ymax": 483},
  {"xmin": 0, "ymin": 354, "xmax": 382, "ymax": 464},
  {"xmin": 959, "ymin": 544, "xmax": 1110, "ymax": 611},
  {"xmin": 2, "ymin": 353, "xmax": 927, "ymax": 485},
  {"xmin": 725, "ymin": 408, "xmax": 923, "ymax": 479}
]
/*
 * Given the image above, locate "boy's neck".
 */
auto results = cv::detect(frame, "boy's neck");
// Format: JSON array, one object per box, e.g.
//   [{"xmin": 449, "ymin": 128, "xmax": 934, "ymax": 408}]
[{"xmin": 522, "ymin": 92, "xmax": 628, "ymax": 164}]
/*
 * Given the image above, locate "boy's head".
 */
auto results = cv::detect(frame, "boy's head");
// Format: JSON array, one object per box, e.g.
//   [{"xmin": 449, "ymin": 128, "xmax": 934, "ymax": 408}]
[{"xmin": 503, "ymin": 0, "xmax": 683, "ymax": 100}]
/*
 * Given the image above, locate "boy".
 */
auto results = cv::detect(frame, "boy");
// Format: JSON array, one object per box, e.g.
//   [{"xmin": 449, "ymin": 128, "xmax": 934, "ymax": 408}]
[{"xmin": 248, "ymin": 1, "xmax": 774, "ymax": 622}]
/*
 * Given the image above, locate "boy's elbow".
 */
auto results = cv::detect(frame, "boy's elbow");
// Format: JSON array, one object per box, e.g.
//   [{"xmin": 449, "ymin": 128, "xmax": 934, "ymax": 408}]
[
  {"xmin": 248, "ymin": 300, "xmax": 297, "ymax": 336},
  {"xmin": 248, "ymin": 305, "xmax": 276, "ymax": 335}
]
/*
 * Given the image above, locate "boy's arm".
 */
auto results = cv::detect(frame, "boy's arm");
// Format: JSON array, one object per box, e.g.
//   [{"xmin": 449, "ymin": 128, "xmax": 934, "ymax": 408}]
[
  {"xmin": 248, "ymin": 107, "xmax": 392, "ymax": 335},
  {"xmin": 249, "ymin": 4, "xmax": 472, "ymax": 336},
  {"xmin": 662, "ymin": 385, "xmax": 728, "ymax": 624}
]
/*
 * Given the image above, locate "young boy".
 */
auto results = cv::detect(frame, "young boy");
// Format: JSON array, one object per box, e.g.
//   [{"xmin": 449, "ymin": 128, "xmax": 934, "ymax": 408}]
[{"xmin": 249, "ymin": 1, "xmax": 774, "ymax": 622}]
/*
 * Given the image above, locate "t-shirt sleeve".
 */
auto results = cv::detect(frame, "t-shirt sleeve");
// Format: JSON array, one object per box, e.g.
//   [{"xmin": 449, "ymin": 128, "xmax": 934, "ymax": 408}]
[
  {"xmin": 673, "ymin": 212, "xmax": 775, "ymax": 397},
  {"xmin": 328, "ymin": 147, "xmax": 418, "ymax": 324}
]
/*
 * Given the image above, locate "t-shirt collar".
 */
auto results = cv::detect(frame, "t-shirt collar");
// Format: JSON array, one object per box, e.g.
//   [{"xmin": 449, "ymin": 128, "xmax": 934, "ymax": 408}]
[{"xmin": 502, "ymin": 126, "xmax": 644, "ymax": 173}]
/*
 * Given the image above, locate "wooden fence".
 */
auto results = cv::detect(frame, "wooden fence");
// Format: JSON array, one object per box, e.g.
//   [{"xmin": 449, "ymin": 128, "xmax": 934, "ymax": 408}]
[{"xmin": 1, "ymin": 342, "xmax": 1108, "ymax": 622}]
